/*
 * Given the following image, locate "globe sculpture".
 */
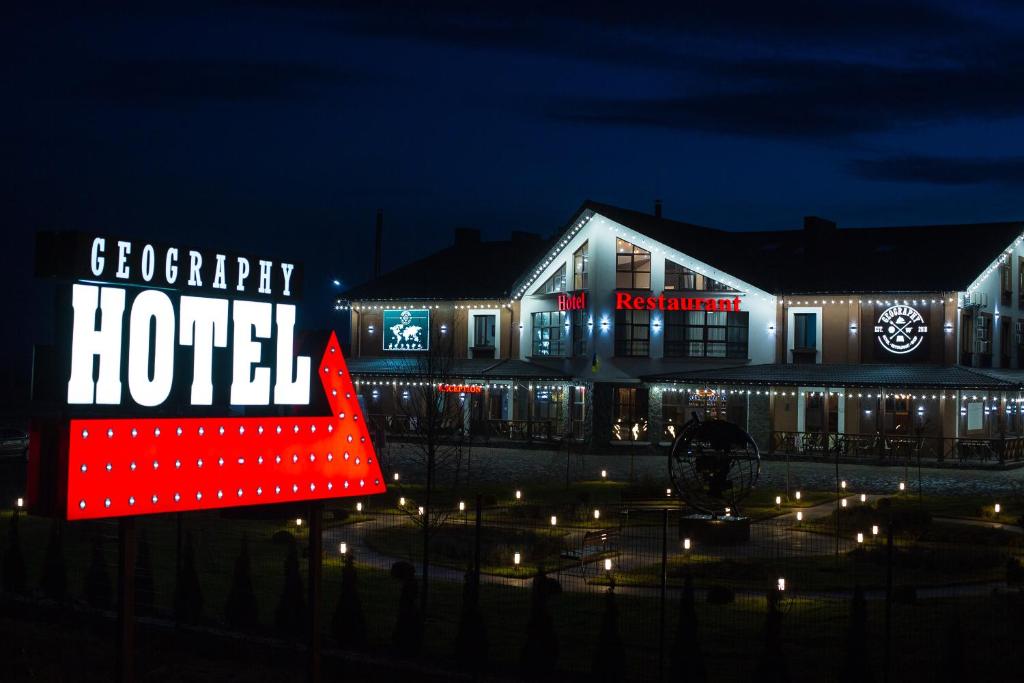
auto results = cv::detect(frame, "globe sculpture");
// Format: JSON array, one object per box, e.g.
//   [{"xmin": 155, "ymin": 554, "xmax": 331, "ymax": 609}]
[{"xmin": 669, "ymin": 415, "xmax": 760, "ymax": 516}]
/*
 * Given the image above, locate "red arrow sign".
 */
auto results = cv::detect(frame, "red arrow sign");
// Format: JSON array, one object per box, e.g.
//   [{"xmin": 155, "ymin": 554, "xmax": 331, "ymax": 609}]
[{"xmin": 64, "ymin": 332, "xmax": 384, "ymax": 520}]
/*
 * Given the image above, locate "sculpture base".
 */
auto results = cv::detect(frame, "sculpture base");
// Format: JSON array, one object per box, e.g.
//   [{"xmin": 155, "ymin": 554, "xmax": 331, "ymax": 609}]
[{"xmin": 678, "ymin": 513, "xmax": 751, "ymax": 545}]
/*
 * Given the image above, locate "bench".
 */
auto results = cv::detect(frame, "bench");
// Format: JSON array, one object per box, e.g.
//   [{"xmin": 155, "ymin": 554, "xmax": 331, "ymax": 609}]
[{"xmin": 561, "ymin": 528, "xmax": 619, "ymax": 574}]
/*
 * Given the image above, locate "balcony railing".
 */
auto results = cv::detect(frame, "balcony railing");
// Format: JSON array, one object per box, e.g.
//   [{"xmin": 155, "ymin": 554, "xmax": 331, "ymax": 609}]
[{"xmin": 769, "ymin": 431, "xmax": 1024, "ymax": 464}]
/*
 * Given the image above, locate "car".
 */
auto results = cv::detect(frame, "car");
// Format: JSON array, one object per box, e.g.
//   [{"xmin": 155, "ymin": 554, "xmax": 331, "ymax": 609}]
[{"xmin": 0, "ymin": 428, "xmax": 28, "ymax": 461}]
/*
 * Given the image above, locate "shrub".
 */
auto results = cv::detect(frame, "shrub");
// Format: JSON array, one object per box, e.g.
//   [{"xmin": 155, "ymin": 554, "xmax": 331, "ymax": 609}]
[
  {"xmin": 521, "ymin": 566, "xmax": 559, "ymax": 676},
  {"xmin": 840, "ymin": 586, "xmax": 871, "ymax": 683},
  {"xmin": 756, "ymin": 588, "xmax": 790, "ymax": 683},
  {"xmin": 274, "ymin": 537, "xmax": 305, "ymax": 635},
  {"xmin": 454, "ymin": 567, "xmax": 487, "ymax": 671},
  {"xmin": 173, "ymin": 532, "xmax": 203, "ymax": 624},
  {"xmin": 332, "ymin": 554, "xmax": 367, "ymax": 650},
  {"xmin": 83, "ymin": 537, "xmax": 111, "ymax": 610},
  {"xmin": 672, "ymin": 575, "xmax": 706, "ymax": 682},
  {"xmin": 392, "ymin": 569, "xmax": 422, "ymax": 655},
  {"xmin": 1007, "ymin": 557, "xmax": 1024, "ymax": 587},
  {"xmin": 225, "ymin": 537, "xmax": 259, "ymax": 630},
  {"xmin": 592, "ymin": 579, "xmax": 625, "ymax": 682},
  {"xmin": 2, "ymin": 513, "xmax": 27, "ymax": 594},
  {"xmin": 40, "ymin": 520, "xmax": 67, "ymax": 602}
]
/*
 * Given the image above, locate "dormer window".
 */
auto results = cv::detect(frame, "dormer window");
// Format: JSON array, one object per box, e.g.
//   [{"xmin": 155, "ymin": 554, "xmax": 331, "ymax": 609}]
[{"xmin": 615, "ymin": 238, "xmax": 651, "ymax": 289}]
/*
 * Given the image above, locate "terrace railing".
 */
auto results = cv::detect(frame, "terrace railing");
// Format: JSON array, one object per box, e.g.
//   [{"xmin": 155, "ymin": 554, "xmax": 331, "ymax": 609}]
[{"xmin": 769, "ymin": 430, "xmax": 1024, "ymax": 465}]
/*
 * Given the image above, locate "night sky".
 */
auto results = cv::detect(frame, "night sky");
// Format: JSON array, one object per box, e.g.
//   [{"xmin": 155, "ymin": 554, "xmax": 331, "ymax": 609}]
[{"xmin": 4, "ymin": 1, "xmax": 1024, "ymax": 386}]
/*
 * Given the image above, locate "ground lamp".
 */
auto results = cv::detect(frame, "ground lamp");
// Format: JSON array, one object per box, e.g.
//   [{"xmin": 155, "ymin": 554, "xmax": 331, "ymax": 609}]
[
  {"xmin": 841, "ymin": 480, "xmax": 847, "ymax": 490},
  {"xmin": 459, "ymin": 500, "xmax": 465, "ymax": 511},
  {"xmin": 995, "ymin": 503, "xmax": 1002, "ymax": 514},
  {"xmin": 860, "ymin": 494, "xmax": 867, "ymax": 503},
  {"xmin": 356, "ymin": 502, "xmax": 362, "ymax": 512},
  {"xmin": 872, "ymin": 525, "xmax": 879, "ymax": 536},
  {"xmin": 399, "ymin": 497, "xmax": 406, "ymax": 506},
  {"xmin": 393, "ymin": 472, "xmax": 400, "ymax": 482},
  {"xmin": 775, "ymin": 495, "xmax": 782, "ymax": 507},
  {"xmin": 418, "ymin": 506, "xmax": 424, "ymax": 515},
  {"xmin": 515, "ymin": 489, "xmax": 522, "ymax": 500},
  {"xmin": 841, "ymin": 498, "xmax": 848, "ymax": 508},
  {"xmin": 296, "ymin": 518, "xmax": 303, "ymax": 527},
  {"xmin": 601, "ymin": 469, "xmax": 607, "ymax": 479},
  {"xmin": 666, "ymin": 488, "xmax": 672, "ymax": 497},
  {"xmin": 856, "ymin": 532, "xmax": 864, "ymax": 544},
  {"xmin": 604, "ymin": 558, "xmax": 612, "ymax": 572},
  {"xmin": 796, "ymin": 511, "xmax": 803, "ymax": 522},
  {"xmin": 339, "ymin": 542, "xmax": 347, "ymax": 555},
  {"xmin": 550, "ymin": 515, "xmax": 557, "ymax": 526},
  {"xmin": 594, "ymin": 509, "xmax": 601, "ymax": 520},
  {"xmin": 795, "ymin": 490, "xmax": 801, "ymax": 500},
  {"xmin": 899, "ymin": 481, "xmax": 906, "ymax": 492},
  {"xmin": 683, "ymin": 538, "xmax": 691, "ymax": 550},
  {"xmin": 777, "ymin": 577, "xmax": 786, "ymax": 592}
]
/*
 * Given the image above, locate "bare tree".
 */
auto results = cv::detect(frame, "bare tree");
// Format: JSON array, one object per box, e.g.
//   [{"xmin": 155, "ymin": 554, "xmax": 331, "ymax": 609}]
[{"xmin": 386, "ymin": 312, "xmax": 470, "ymax": 615}]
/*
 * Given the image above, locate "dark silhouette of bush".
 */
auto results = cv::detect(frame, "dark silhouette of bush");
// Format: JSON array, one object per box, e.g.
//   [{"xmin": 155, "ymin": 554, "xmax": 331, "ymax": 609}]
[
  {"xmin": 454, "ymin": 566, "xmax": 487, "ymax": 671},
  {"xmin": 83, "ymin": 537, "xmax": 111, "ymax": 610},
  {"xmin": 332, "ymin": 553, "xmax": 367, "ymax": 650},
  {"xmin": 135, "ymin": 535, "xmax": 156, "ymax": 616},
  {"xmin": 756, "ymin": 587, "xmax": 790, "ymax": 683},
  {"xmin": 225, "ymin": 536, "xmax": 259, "ymax": 630},
  {"xmin": 672, "ymin": 575, "xmax": 707, "ymax": 683},
  {"xmin": 274, "ymin": 537, "xmax": 306, "ymax": 636},
  {"xmin": 2, "ymin": 513, "xmax": 26, "ymax": 594},
  {"xmin": 592, "ymin": 578, "xmax": 625, "ymax": 682},
  {"xmin": 521, "ymin": 565, "xmax": 559, "ymax": 677},
  {"xmin": 392, "ymin": 566, "xmax": 422, "ymax": 655},
  {"xmin": 706, "ymin": 585, "xmax": 735, "ymax": 605},
  {"xmin": 1007, "ymin": 557, "xmax": 1024, "ymax": 587},
  {"xmin": 40, "ymin": 519, "xmax": 67, "ymax": 602},
  {"xmin": 173, "ymin": 532, "xmax": 203, "ymax": 624},
  {"xmin": 840, "ymin": 585, "xmax": 871, "ymax": 683}
]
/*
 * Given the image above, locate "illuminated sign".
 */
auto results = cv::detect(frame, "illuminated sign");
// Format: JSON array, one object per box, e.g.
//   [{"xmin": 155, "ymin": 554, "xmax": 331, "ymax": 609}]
[
  {"xmin": 875, "ymin": 305, "xmax": 927, "ymax": 355},
  {"xmin": 383, "ymin": 309, "xmax": 430, "ymax": 351},
  {"xmin": 439, "ymin": 384, "xmax": 482, "ymax": 394},
  {"xmin": 31, "ymin": 232, "xmax": 384, "ymax": 520},
  {"xmin": 615, "ymin": 292, "xmax": 742, "ymax": 312},
  {"xmin": 557, "ymin": 292, "xmax": 587, "ymax": 311}
]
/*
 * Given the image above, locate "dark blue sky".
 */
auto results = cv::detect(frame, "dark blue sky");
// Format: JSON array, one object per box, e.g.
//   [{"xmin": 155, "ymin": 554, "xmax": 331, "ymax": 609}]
[{"xmin": 4, "ymin": 1, "xmax": 1024, "ymax": 381}]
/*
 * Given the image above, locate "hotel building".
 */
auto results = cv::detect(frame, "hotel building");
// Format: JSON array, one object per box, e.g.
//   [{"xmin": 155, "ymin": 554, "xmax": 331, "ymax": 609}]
[{"xmin": 338, "ymin": 201, "xmax": 1024, "ymax": 463}]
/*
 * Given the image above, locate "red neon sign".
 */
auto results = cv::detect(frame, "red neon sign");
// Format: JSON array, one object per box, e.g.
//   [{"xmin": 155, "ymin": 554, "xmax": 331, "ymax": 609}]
[
  {"xmin": 615, "ymin": 292, "xmax": 742, "ymax": 312},
  {"xmin": 438, "ymin": 384, "xmax": 482, "ymax": 394},
  {"xmin": 557, "ymin": 292, "xmax": 587, "ymax": 311},
  {"xmin": 62, "ymin": 332, "xmax": 384, "ymax": 520}
]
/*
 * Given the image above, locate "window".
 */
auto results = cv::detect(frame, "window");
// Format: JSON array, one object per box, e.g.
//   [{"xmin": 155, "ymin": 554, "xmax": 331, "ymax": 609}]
[
  {"xmin": 573, "ymin": 242, "xmax": 589, "ymax": 290},
  {"xmin": 614, "ymin": 309, "xmax": 650, "ymax": 357},
  {"xmin": 794, "ymin": 313, "xmax": 817, "ymax": 349},
  {"xmin": 664, "ymin": 260, "xmax": 736, "ymax": 291},
  {"xmin": 533, "ymin": 386, "xmax": 564, "ymax": 423},
  {"xmin": 571, "ymin": 309, "xmax": 588, "ymax": 356},
  {"xmin": 615, "ymin": 238, "xmax": 651, "ymax": 289},
  {"xmin": 612, "ymin": 387, "xmax": 648, "ymax": 441},
  {"xmin": 532, "ymin": 311, "xmax": 567, "ymax": 356},
  {"xmin": 472, "ymin": 314, "xmax": 496, "ymax": 359},
  {"xmin": 1001, "ymin": 259, "xmax": 1012, "ymax": 306},
  {"xmin": 537, "ymin": 264, "xmax": 566, "ymax": 294},
  {"xmin": 570, "ymin": 386, "xmax": 586, "ymax": 439},
  {"xmin": 662, "ymin": 391, "xmax": 689, "ymax": 441},
  {"xmin": 664, "ymin": 310, "xmax": 748, "ymax": 358},
  {"xmin": 1001, "ymin": 317, "xmax": 1013, "ymax": 368},
  {"xmin": 1019, "ymin": 257, "xmax": 1024, "ymax": 308}
]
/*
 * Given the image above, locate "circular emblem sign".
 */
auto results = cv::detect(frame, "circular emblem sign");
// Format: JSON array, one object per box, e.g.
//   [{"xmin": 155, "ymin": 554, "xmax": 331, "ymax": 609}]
[{"xmin": 874, "ymin": 305, "xmax": 927, "ymax": 355}]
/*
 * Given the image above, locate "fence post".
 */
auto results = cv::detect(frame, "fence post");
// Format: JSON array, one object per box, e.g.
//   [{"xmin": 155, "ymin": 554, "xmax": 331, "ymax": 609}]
[
  {"xmin": 883, "ymin": 515, "xmax": 894, "ymax": 683},
  {"xmin": 116, "ymin": 516, "xmax": 137, "ymax": 683},
  {"xmin": 659, "ymin": 507, "xmax": 668, "ymax": 682},
  {"xmin": 308, "ymin": 502, "xmax": 323, "ymax": 683}
]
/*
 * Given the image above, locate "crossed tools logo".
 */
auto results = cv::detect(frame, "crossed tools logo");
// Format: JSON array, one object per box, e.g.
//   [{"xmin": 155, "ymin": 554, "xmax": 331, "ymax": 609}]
[{"xmin": 874, "ymin": 305, "xmax": 928, "ymax": 355}]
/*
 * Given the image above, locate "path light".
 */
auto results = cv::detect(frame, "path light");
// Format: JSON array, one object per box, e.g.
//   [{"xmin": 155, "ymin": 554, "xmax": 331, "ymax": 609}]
[
  {"xmin": 356, "ymin": 502, "xmax": 363, "ymax": 512},
  {"xmin": 514, "ymin": 552, "xmax": 521, "ymax": 566},
  {"xmin": 515, "ymin": 490, "xmax": 522, "ymax": 500},
  {"xmin": 775, "ymin": 496, "xmax": 782, "ymax": 507},
  {"xmin": 550, "ymin": 515, "xmax": 557, "ymax": 526},
  {"xmin": 860, "ymin": 494, "xmax": 867, "ymax": 503},
  {"xmin": 872, "ymin": 525, "xmax": 879, "ymax": 536},
  {"xmin": 796, "ymin": 511, "xmax": 803, "ymax": 522},
  {"xmin": 601, "ymin": 469, "xmax": 607, "ymax": 479},
  {"xmin": 459, "ymin": 501, "xmax": 465, "ymax": 512},
  {"xmin": 594, "ymin": 509, "xmax": 601, "ymax": 520},
  {"xmin": 604, "ymin": 558, "xmax": 613, "ymax": 572},
  {"xmin": 399, "ymin": 497, "xmax": 406, "ymax": 507},
  {"xmin": 418, "ymin": 506, "xmax": 424, "ymax": 515},
  {"xmin": 683, "ymin": 538, "xmax": 691, "ymax": 550},
  {"xmin": 841, "ymin": 498, "xmax": 848, "ymax": 508},
  {"xmin": 899, "ymin": 482, "xmax": 905, "ymax": 492},
  {"xmin": 795, "ymin": 491, "xmax": 801, "ymax": 500},
  {"xmin": 339, "ymin": 542, "xmax": 347, "ymax": 555},
  {"xmin": 857, "ymin": 532, "xmax": 864, "ymax": 544},
  {"xmin": 393, "ymin": 472, "xmax": 400, "ymax": 482},
  {"xmin": 16, "ymin": 497, "xmax": 24, "ymax": 508},
  {"xmin": 777, "ymin": 577, "xmax": 786, "ymax": 592},
  {"xmin": 724, "ymin": 507, "xmax": 731, "ymax": 516},
  {"xmin": 995, "ymin": 503, "xmax": 1002, "ymax": 514},
  {"xmin": 296, "ymin": 518, "xmax": 303, "ymax": 527},
  {"xmin": 666, "ymin": 488, "xmax": 672, "ymax": 497},
  {"xmin": 841, "ymin": 480, "xmax": 847, "ymax": 490}
]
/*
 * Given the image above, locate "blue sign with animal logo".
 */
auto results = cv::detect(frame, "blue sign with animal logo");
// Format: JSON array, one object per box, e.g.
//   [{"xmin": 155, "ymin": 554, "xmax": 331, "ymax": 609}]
[{"xmin": 383, "ymin": 309, "xmax": 430, "ymax": 351}]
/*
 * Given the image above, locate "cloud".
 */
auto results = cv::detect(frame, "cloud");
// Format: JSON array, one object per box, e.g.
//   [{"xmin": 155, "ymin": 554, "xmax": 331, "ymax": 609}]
[
  {"xmin": 22, "ymin": 58, "xmax": 370, "ymax": 108},
  {"xmin": 848, "ymin": 155, "xmax": 1024, "ymax": 185}
]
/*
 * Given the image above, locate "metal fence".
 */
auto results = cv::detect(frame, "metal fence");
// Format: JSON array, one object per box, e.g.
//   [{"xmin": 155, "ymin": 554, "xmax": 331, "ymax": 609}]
[
  {"xmin": 3, "ymin": 486, "xmax": 1023, "ymax": 682},
  {"xmin": 770, "ymin": 430, "xmax": 1024, "ymax": 465}
]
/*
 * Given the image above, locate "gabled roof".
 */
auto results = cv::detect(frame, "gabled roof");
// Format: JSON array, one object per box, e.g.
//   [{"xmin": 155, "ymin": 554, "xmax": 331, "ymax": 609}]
[
  {"xmin": 341, "ymin": 233, "xmax": 553, "ymax": 301},
  {"xmin": 642, "ymin": 363, "xmax": 1016, "ymax": 389},
  {"xmin": 580, "ymin": 200, "xmax": 1023, "ymax": 294}
]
